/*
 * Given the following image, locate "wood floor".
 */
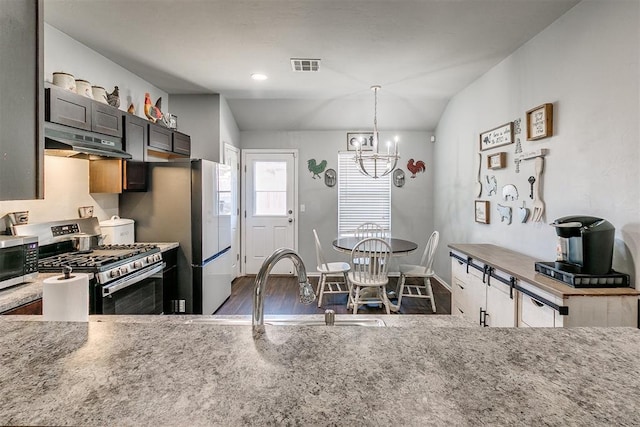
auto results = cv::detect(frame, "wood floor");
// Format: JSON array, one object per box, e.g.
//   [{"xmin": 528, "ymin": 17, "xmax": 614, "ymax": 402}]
[{"xmin": 215, "ymin": 275, "xmax": 451, "ymax": 315}]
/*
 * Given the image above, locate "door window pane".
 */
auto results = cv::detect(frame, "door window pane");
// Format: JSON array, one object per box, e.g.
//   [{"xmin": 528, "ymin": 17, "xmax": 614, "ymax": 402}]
[{"xmin": 254, "ymin": 161, "xmax": 287, "ymax": 215}]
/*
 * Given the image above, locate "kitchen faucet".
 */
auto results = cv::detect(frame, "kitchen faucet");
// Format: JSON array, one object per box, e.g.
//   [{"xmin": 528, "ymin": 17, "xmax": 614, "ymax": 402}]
[{"xmin": 252, "ymin": 248, "xmax": 316, "ymax": 335}]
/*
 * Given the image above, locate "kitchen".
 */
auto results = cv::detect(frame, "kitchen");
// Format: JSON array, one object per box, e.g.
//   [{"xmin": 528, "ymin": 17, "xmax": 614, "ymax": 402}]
[{"xmin": 1, "ymin": 1, "xmax": 639, "ymax": 424}]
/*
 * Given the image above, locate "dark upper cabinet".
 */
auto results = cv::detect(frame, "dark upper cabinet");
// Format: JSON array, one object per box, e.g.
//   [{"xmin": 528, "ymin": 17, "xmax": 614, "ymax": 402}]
[
  {"xmin": 46, "ymin": 85, "xmax": 122, "ymax": 138},
  {"xmin": 91, "ymin": 102, "xmax": 123, "ymax": 137},
  {"xmin": 173, "ymin": 132, "xmax": 191, "ymax": 156},
  {"xmin": 0, "ymin": 0, "xmax": 44, "ymax": 200},
  {"xmin": 148, "ymin": 123, "xmax": 172, "ymax": 152},
  {"xmin": 124, "ymin": 114, "xmax": 148, "ymax": 161}
]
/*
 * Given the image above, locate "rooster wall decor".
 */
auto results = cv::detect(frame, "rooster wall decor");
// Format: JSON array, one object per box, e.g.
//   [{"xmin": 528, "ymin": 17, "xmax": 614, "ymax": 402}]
[
  {"xmin": 307, "ymin": 159, "xmax": 327, "ymax": 179},
  {"xmin": 407, "ymin": 159, "xmax": 426, "ymax": 178},
  {"xmin": 144, "ymin": 92, "xmax": 163, "ymax": 123}
]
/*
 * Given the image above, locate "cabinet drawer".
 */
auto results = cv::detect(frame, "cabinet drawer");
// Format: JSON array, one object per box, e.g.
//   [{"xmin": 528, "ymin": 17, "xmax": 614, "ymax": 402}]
[
  {"xmin": 520, "ymin": 292, "xmax": 555, "ymax": 327},
  {"xmin": 148, "ymin": 123, "xmax": 172, "ymax": 151},
  {"xmin": 92, "ymin": 102, "xmax": 122, "ymax": 137},
  {"xmin": 173, "ymin": 132, "xmax": 191, "ymax": 156},
  {"xmin": 452, "ymin": 256, "xmax": 484, "ymax": 281}
]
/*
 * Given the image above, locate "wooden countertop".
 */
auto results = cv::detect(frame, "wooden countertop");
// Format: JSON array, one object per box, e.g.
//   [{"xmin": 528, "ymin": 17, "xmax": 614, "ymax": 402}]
[{"xmin": 448, "ymin": 243, "xmax": 639, "ymax": 298}]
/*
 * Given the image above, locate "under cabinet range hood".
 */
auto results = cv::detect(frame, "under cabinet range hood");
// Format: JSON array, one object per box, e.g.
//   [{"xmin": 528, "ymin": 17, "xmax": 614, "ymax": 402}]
[{"xmin": 44, "ymin": 122, "xmax": 131, "ymax": 160}]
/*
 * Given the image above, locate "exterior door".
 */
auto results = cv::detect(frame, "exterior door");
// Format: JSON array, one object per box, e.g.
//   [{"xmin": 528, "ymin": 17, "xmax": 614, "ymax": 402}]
[
  {"xmin": 242, "ymin": 150, "xmax": 297, "ymax": 275},
  {"xmin": 223, "ymin": 143, "xmax": 241, "ymax": 280}
]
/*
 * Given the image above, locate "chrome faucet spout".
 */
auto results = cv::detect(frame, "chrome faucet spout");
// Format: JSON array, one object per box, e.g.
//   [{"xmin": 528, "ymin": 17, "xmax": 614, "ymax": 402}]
[{"xmin": 252, "ymin": 248, "xmax": 315, "ymax": 334}]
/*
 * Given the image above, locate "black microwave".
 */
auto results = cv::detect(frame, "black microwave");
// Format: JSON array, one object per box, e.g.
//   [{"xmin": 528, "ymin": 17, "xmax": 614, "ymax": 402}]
[{"xmin": 0, "ymin": 236, "xmax": 38, "ymax": 290}]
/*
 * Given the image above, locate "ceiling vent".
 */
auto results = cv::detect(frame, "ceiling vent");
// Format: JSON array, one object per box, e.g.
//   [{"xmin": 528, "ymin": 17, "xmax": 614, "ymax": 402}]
[{"xmin": 290, "ymin": 58, "xmax": 320, "ymax": 72}]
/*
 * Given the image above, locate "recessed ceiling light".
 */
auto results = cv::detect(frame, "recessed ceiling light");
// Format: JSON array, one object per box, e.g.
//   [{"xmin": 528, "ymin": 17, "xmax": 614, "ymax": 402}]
[{"xmin": 251, "ymin": 73, "xmax": 268, "ymax": 81}]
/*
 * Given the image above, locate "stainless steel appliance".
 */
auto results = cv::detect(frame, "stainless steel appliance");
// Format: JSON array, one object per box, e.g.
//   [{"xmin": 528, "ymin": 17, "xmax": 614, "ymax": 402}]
[
  {"xmin": 535, "ymin": 215, "xmax": 630, "ymax": 288},
  {"xmin": 12, "ymin": 218, "xmax": 165, "ymax": 314},
  {"xmin": 0, "ymin": 236, "xmax": 38, "ymax": 290},
  {"xmin": 120, "ymin": 159, "xmax": 232, "ymax": 314}
]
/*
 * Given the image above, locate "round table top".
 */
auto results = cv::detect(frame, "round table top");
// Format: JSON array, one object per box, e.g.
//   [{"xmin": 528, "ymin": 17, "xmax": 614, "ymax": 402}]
[{"xmin": 332, "ymin": 237, "xmax": 418, "ymax": 255}]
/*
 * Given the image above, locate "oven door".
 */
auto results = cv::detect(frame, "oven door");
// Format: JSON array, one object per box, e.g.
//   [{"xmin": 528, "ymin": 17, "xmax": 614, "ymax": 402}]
[{"xmin": 100, "ymin": 263, "xmax": 164, "ymax": 314}]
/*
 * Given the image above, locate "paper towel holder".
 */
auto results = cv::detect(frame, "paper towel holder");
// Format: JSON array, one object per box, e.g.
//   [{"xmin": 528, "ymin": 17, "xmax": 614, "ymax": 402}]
[{"xmin": 60, "ymin": 265, "xmax": 74, "ymax": 280}]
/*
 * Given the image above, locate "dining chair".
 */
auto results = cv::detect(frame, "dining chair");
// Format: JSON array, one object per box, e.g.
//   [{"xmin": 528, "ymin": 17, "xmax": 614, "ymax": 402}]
[
  {"xmin": 392, "ymin": 231, "xmax": 439, "ymax": 313},
  {"xmin": 312, "ymin": 229, "xmax": 351, "ymax": 307},
  {"xmin": 354, "ymin": 222, "xmax": 388, "ymax": 239},
  {"xmin": 347, "ymin": 237, "xmax": 392, "ymax": 314}
]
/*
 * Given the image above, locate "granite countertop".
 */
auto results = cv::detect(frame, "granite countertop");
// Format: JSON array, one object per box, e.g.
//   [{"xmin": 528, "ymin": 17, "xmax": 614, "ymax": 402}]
[
  {"xmin": 0, "ymin": 242, "xmax": 179, "ymax": 313},
  {"xmin": 449, "ymin": 243, "xmax": 640, "ymax": 298},
  {"xmin": 1, "ymin": 315, "xmax": 639, "ymax": 426}
]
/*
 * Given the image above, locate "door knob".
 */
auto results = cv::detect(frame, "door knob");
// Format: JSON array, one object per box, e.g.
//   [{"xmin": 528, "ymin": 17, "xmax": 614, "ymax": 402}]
[{"xmin": 288, "ymin": 218, "xmax": 293, "ymax": 223}]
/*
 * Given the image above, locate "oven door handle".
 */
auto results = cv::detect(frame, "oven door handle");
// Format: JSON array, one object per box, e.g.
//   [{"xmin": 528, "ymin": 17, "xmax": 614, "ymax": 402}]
[{"xmin": 102, "ymin": 263, "xmax": 165, "ymax": 297}]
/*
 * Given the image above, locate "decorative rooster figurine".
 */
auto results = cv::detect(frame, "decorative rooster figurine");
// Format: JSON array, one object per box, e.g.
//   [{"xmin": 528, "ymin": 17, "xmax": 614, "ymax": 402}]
[
  {"xmin": 106, "ymin": 86, "xmax": 120, "ymax": 108},
  {"xmin": 307, "ymin": 159, "xmax": 327, "ymax": 179},
  {"xmin": 144, "ymin": 92, "xmax": 163, "ymax": 123},
  {"xmin": 407, "ymin": 159, "xmax": 426, "ymax": 178}
]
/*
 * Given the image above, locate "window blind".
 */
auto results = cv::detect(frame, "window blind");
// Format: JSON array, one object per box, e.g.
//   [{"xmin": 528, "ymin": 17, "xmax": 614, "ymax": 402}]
[{"xmin": 337, "ymin": 152, "xmax": 391, "ymax": 236}]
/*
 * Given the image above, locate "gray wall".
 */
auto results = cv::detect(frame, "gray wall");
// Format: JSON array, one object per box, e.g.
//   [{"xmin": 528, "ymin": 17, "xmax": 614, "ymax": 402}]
[
  {"xmin": 171, "ymin": 94, "xmax": 240, "ymax": 162},
  {"xmin": 241, "ymin": 131, "xmax": 434, "ymax": 270},
  {"xmin": 433, "ymin": 0, "xmax": 640, "ymax": 286}
]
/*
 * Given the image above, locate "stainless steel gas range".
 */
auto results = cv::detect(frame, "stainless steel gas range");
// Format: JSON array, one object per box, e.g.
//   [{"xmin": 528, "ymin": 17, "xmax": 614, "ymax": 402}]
[{"xmin": 13, "ymin": 218, "xmax": 165, "ymax": 314}]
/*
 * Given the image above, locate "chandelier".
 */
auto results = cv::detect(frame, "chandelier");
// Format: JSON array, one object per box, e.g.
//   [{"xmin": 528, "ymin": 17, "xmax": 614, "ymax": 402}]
[{"xmin": 353, "ymin": 85, "xmax": 400, "ymax": 178}]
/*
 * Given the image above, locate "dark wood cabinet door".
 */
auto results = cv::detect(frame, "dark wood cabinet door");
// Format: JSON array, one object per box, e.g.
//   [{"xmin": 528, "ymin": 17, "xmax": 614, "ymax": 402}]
[
  {"xmin": 92, "ymin": 102, "xmax": 123, "ymax": 137},
  {"xmin": 123, "ymin": 161, "xmax": 148, "ymax": 192},
  {"xmin": 123, "ymin": 114, "xmax": 147, "ymax": 161},
  {"xmin": 0, "ymin": 0, "xmax": 43, "ymax": 200},
  {"xmin": 173, "ymin": 132, "xmax": 191, "ymax": 156},
  {"xmin": 45, "ymin": 86, "xmax": 92, "ymax": 131},
  {"xmin": 2, "ymin": 299, "xmax": 43, "ymax": 315},
  {"xmin": 148, "ymin": 123, "xmax": 172, "ymax": 152}
]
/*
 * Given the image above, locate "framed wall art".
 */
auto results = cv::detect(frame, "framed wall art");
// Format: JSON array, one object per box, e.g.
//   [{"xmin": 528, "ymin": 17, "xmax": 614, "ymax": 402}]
[
  {"xmin": 479, "ymin": 122, "xmax": 514, "ymax": 151},
  {"xmin": 487, "ymin": 152, "xmax": 506, "ymax": 170},
  {"xmin": 526, "ymin": 103, "xmax": 553, "ymax": 140},
  {"xmin": 475, "ymin": 200, "xmax": 490, "ymax": 224},
  {"xmin": 347, "ymin": 132, "xmax": 374, "ymax": 151}
]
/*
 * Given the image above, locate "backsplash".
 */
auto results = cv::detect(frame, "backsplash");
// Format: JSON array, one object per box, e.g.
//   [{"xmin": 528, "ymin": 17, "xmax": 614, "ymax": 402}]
[{"xmin": 0, "ymin": 156, "xmax": 118, "ymax": 234}]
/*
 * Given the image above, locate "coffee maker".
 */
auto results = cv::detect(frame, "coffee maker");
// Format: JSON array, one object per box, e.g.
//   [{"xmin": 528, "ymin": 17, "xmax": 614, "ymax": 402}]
[
  {"xmin": 551, "ymin": 215, "xmax": 614, "ymax": 274},
  {"xmin": 534, "ymin": 215, "xmax": 630, "ymax": 287}
]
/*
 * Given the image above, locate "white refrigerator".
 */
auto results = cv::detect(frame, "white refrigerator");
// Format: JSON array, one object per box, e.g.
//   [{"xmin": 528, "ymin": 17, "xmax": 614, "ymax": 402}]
[{"xmin": 120, "ymin": 159, "xmax": 232, "ymax": 314}]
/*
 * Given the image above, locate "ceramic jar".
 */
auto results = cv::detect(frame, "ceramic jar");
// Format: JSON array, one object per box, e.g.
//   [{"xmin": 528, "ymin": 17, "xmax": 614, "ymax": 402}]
[
  {"xmin": 52, "ymin": 72, "xmax": 75, "ymax": 92},
  {"xmin": 91, "ymin": 86, "xmax": 108, "ymax": 104},
  {"xmin": 75, "ymin": 79, "xmax": 93, "ymax": 98}
]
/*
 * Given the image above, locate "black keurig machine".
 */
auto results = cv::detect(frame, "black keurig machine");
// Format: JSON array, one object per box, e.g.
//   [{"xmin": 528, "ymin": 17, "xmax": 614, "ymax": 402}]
[
  {"xmin": 551, "ymin": 215, "xmax": 615, "ymax": 275},
  {"xmin": 534, "ymin": 215, "xmax": 630, "ymax": 287}
]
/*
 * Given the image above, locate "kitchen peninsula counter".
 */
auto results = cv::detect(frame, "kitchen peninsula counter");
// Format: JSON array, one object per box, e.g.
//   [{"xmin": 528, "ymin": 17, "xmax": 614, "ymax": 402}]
[{"xmin": 1, "ymin": 315, "xmax": 639, "ymax": 426}]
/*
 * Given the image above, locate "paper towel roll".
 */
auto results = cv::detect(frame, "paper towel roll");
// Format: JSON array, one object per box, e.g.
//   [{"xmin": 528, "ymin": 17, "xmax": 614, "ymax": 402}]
[{"xmin": 43, "ymin": 273, "xmax": 89, "ymax": 322}]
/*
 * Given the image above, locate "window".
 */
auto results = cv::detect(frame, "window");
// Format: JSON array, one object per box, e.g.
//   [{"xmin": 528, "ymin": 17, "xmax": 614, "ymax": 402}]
[
  {"xmin": 254, "ymin": 161, "xmax": 287, "ymax": 215},
  {"xmin": 337, "ymin": 152, "xmax": 391, "ymax": 236}
]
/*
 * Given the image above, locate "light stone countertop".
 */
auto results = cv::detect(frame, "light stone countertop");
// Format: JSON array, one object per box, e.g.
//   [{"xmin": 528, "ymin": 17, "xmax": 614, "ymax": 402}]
[
  {"xmin": 0, "ymin": 242, "xmax": 178, "ymax": 313},
  {"xmin": 1, "ymin": 315, "xmax": 639, "ymax": 426}
]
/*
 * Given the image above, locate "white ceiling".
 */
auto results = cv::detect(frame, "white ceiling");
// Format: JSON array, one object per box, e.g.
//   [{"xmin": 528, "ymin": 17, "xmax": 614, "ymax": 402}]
[{"xmin": 43, "ymin": 0, "xmax": 579, "ymax": 131}]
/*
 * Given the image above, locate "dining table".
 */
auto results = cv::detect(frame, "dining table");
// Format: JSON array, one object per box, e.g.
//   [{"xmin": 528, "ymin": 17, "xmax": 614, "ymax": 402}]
[{"xmin": 332, "ymin": 237, "xmax": 418, "ymax": 256}]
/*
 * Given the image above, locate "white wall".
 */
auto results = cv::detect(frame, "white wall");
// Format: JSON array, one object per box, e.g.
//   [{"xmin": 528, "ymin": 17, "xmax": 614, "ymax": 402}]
[
  {"xmin": 241, "ymin": 131, "xmax": 434, "ymax": 269},
  {"xmin": 44, "ymin": 24, "xmax": 168, "ymax": 119},
  {"xmin": 433, "ymin": 1, "xmax": 639, "ymax": 286},
  {"xmin": 0, "ymin": 157, "xmax": 118, "ymax": 232}
]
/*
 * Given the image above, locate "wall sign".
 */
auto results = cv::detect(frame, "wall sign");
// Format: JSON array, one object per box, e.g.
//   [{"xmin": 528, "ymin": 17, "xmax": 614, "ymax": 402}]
[
  {"xmin": 475, "ymin": 200, "xmax": 490, "ymax": 224},
  {"xmin": 479, "ymin": 122, "xmax": 514, "ymax": 151},
  {"xmin": 526, "ymin": 103, "xmax": 553, "ymax": 140},
  {"xmin": 347, "ymin": 132, "xmax": 374, "ymax": 151}
]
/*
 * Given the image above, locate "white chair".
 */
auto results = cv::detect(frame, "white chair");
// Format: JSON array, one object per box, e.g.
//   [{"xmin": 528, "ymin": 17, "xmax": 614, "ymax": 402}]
[
  {"xmin": 313, "ymin": 229, "xmax": 351, "ymax": 307},
  {"xmin": 347, "ymin": 237, "xmax": 392, "ymax": 314},
  {"xmin": 392, "ymin": 231, "xmax": 439, "ymax": 313},
  {"xmin": 354, "ymin": 222, "xmax": 387, "ymax": 240}
]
